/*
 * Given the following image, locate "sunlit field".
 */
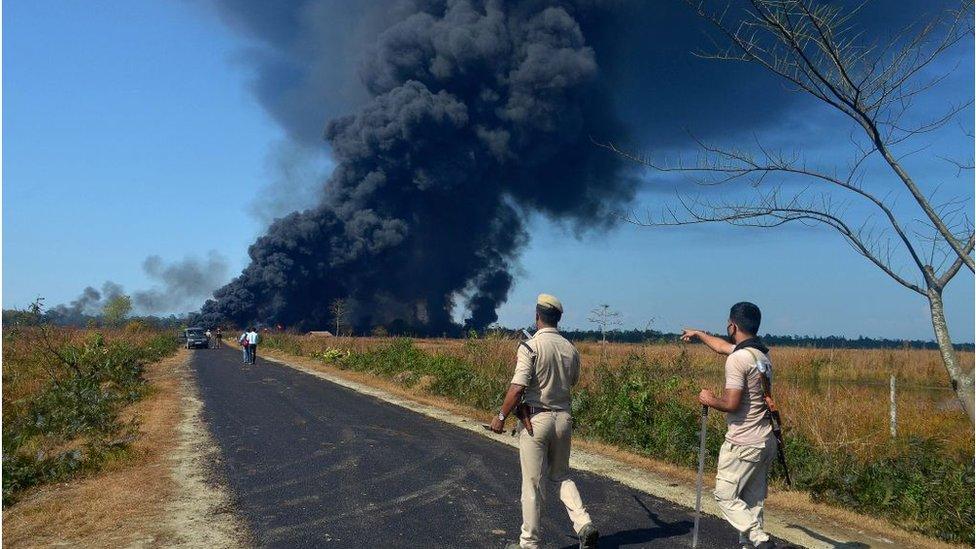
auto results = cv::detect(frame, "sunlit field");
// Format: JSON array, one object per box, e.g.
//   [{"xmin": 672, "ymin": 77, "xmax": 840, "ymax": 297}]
[{"xmin": 273, "ymin": 335, "xmax": 973, "ymax": 457}]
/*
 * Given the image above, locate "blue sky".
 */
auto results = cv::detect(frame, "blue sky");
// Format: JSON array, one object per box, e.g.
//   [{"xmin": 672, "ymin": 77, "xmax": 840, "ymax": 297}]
[{"xmin": 3, "ymin": 1, "xmax": 973, "ymax": 341}]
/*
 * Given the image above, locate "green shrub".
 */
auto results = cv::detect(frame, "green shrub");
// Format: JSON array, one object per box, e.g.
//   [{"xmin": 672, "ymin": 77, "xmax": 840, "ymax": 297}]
[
  {"xmin": 797, "ymin": 437, "xmax": 974, "ymax": 543},
  {"xmin": 571, "ymin": 359, "xmax": 723, "ymax": 468},
  {"xmin": 2, "ymin": 332, "xmax": 178, "ymax": 506}
]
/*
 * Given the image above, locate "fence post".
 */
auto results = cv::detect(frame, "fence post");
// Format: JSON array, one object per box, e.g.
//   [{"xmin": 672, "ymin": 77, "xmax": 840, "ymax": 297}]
[{"xmin": 889, "ymin": 374, "xmax": 897, "ymax": 438}]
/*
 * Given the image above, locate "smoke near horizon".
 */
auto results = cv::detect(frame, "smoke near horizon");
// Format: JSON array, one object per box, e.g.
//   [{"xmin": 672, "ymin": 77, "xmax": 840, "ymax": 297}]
[
  {"xmin": 42, "ymin": 252, "xmax": 229, "ymax": 323},
  {"xmin": 45, "ymin": 281, "xmax": 127, "ymax": 324},
  {"xmin": 200, "ymin": 1, "xmax": 641, "ymax": 331},
  {"xmin": 133, "ymin": 252, "xmax": 230, "ymax": 313}
]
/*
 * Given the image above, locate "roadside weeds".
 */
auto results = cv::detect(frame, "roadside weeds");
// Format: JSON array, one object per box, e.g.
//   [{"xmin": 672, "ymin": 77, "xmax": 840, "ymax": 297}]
[
  {"xmin": 1, "ymin": 349, "xmax": 246, "ymax": 548},
  {"xmin": 2, "ymin": 350, "xmax": 188, "ymax": 547}
]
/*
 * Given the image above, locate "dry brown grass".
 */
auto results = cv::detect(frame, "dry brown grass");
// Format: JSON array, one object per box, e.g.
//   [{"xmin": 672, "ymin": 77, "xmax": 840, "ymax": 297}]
[
  {"xmin": 1, "ymin": 349, "xmax": 189, "ymax": 547},
  {"xmin": 308, "ymin": 335, "xmax": 972, "ymax": 385},
  {"xmin": 289, "ymin": 335, "xmax": 974, "ymax": 459},
  {"xmin": 1, "ymin": 325, "xmax": 176, "ymax": 406}
]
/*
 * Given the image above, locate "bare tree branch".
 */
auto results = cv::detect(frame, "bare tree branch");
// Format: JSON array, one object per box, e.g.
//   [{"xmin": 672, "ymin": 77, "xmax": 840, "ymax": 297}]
[
  {"xmin": 626, "ymin": 189, "xmax": 928, "ymax": 295},
  {"xmin": 685, "ymin": 0, "xmax": 975, "ymax": 272}
]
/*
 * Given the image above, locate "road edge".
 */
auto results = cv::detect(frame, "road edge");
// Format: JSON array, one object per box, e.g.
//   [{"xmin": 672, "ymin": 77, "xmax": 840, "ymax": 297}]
[{"xmin": 164, "ymin": 352, "xmax": 249, "ymax": 548}]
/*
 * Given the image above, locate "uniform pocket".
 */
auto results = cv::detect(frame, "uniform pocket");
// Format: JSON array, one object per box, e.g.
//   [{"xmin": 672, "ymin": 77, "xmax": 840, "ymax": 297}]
[{"xmin": 737, "ymin": 445, "xmax": 763, "ymax": 463}]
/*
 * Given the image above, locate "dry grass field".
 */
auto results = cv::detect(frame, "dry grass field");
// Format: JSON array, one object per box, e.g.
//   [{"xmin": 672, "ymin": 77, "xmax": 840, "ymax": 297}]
[
  {"xmin": 2, "ymin": 349, "xmax": 188, "ymax": 547},
  {"xmin": 285, "ymin": 335, "xmax": 974, "ymax": 459}
]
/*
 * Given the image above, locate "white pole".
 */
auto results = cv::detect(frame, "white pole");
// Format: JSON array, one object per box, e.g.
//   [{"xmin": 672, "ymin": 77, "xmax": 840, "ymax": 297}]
[
  {"xmin": 889, "ymin": 374, "xmax": 897, "ymax": 438},
  {"xmin": 692, "ymin": 405, "xmax": 708, "ymax": 548}
]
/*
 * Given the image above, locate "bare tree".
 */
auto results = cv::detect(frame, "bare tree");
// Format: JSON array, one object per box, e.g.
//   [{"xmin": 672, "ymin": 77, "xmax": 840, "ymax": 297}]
[
  {"xmin": 600, "ymin": 0, "xmax": 975, "ymax": 421},
  {"xmin": 588, "ymin": 304, "xmax": 623, "ymax": 344},
  {"xmin": 329, "ymin": 298, "xmax": 349, "ymax": 336}
]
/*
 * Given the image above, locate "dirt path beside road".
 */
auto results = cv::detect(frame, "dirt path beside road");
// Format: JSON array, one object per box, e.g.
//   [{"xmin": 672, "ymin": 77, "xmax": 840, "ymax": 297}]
[{"xmin": 2, "ymin": 349, "xmax": 244, "ymax": 548}]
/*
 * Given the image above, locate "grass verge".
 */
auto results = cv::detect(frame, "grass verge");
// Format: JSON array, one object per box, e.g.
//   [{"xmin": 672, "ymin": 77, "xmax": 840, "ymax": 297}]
[
  {"xmin": 1, "ymin": 349, "xmax": 189, "ymax": 546},
  {"xmin": 2, "ymin": 326, "xmax": 180, "ymax": 506}
]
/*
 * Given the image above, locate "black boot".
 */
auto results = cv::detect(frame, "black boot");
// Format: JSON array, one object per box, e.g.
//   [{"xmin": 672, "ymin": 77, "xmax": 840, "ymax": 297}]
[{"xmin": 578, "ymin": 523, "xmax": 599, "ymax": 549}]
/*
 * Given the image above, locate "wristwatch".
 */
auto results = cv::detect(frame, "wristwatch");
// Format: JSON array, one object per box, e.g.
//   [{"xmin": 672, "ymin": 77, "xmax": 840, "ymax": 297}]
[{"xmin": 497, "ymin": 412, "xmax": 506, "ymax": 422}]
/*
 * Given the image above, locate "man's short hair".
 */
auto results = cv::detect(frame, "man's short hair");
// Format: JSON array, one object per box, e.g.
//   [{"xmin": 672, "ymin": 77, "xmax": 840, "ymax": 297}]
[
  {"xmin": 536, "ymin": 304, "xmax": 562, "ymax": 326},
  {"xmin": 729, "ymin": 302, "xmax": 761, "ymax": 335}
]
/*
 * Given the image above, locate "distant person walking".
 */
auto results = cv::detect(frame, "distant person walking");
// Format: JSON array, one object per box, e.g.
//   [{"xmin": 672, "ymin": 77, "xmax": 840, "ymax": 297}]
[
  {"xmin": 489, "ymin": 294, "xmax": 598, "ymax": 549},
  {"xmin": 214, "ymin": 327, "xmax": 223, "ymax": 348},
  {"xmin": 205, "ymin": 329, "xmax": 213, "ymax": 348},
  {"xmin": 246, "ymin": 327, "xmax": 260, "ymax": 364},
  {"xmin": 239, "ymin": 329, "xmax": 250, "ymax": 364},
  {"xmin": 681, "ymin": 302, "xmax": 776, "ymax": 549}
]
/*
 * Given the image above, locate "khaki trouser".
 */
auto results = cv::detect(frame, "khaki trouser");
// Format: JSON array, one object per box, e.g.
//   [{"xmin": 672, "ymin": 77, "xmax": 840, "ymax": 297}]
[
  {"xmin": 518, "ymin": 411, "xmax": 591, "ymax": 549},
  {"xmin": 714, "ymin": 437, "xmax": 776, "ymax": 545}
]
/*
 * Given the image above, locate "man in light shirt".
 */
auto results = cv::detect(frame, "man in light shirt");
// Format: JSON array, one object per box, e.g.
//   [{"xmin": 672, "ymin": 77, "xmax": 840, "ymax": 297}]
[
  {"xmin": 246, "ymin": 327, "xmax": 260, "ymax": 364},
  {"xmin": 489, "ymin": 294, "xmax": 598, "ymax": 549},
  {"xmin": 238, "ymin": 329, "xmax": 249, "ymax": 364},
  {"xmin": 681, "ymin": 302, "xmax": 776, "ymax": 549}
]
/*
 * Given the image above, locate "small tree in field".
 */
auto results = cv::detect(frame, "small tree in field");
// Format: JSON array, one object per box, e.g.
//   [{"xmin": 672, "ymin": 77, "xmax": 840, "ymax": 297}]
[
  {"xmin": 103, "ymin": 295, "xmax": 132, "ymax": 327},
  {"xmin": 330, "ymin": 298, "xmax": 349, "ymax": 336},
  {"xmin": 601, "ymin": 0, "xmax": 975, "ymax": 421},
  {"xmin": 588, "ymin": 304, "xmax": 622, "ymax": 344}
]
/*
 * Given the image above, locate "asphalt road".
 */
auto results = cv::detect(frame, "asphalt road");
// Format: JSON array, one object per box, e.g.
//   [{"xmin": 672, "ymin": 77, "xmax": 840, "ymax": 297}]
[{"xmin": 191, "ymin": 346, "xmax": 773, "ymax": 548}]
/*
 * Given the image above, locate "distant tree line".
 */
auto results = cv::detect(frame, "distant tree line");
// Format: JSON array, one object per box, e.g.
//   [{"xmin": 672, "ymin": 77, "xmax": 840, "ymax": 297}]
[
  {"xmin": 556, "ymin": 328, "xmax": 974, "ymax": 351},
  {"xmin": 8, "ymin": 305, "xmax": 971, "ymax": 351},
  {"xmin": 2, "ymin": 306, "xmax": 188, "ymax": 330}
]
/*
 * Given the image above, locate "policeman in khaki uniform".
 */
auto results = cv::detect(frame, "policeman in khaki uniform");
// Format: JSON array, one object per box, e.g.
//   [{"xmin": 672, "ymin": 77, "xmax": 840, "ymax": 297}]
[
  {"xmin": 490, "ymin": 294, "xmax": 599, "ymax": 549},
  {"xmin": 682, "ymin": 302, "xmax": 777, "ymax": 549}
]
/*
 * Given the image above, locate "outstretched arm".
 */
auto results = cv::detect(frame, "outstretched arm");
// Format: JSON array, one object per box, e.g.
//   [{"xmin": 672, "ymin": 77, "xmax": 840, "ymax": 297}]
[{"xmin": 681, "ymin": 328, "xmax": 734, "ymax": 355}]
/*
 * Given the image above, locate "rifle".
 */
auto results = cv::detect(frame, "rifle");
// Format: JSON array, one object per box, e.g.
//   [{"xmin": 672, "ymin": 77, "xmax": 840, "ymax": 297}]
[
  {"xmin": 481, "ymin": 329, "xmax": 536, "ymax": 436},
  {"xmin": 745, "ymin": 348, "xmax": 792, "ymax": 486},
  {"xmin": 511, "ymin": 329, "xmax": 536, "ymax": 436},
  {"xmin": 759, "ymin": 371, "xmax": 792, "ymax": 486}
]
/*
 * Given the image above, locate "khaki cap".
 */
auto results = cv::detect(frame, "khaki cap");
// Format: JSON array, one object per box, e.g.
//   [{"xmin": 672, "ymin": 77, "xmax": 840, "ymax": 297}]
[{"xmin": 537, "ymin": 293, "xmax": 563, "ymax": 313}]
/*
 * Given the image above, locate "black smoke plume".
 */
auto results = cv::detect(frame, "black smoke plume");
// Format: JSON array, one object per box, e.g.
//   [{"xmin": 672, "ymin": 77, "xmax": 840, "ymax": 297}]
[{"xmin": 201, "ymin": 1, "xmax": 638, "ymax": 332}]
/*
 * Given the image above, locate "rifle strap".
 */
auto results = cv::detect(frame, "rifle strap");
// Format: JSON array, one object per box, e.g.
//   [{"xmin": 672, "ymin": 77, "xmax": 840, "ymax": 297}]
[
  {"xmin": 746, "ymin": 347, "xmax": 783, "ymax": 434},
  {"xmin": 743, "ymin": 348, "xmax": 793, "ymax": 485},
  {"xmin": 743, "ymin": 347, "xmax": 774, "ymax": 409},
  {"xmin": 512, "ymin": 338, "xmax": 538, "ymax": 435},
  {"xmin": 517, "ymin": 339, "xmax": 537, "ymax": 382}
]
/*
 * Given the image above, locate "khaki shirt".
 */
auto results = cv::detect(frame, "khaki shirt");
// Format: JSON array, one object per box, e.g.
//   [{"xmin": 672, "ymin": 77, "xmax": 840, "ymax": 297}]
[
  {"xmin": 724, "ymin": 348, "xmax": 774, "ymax": 447},
  {"xmin": 510, "ymin": 327, "xmax": 580, "ymax": 411}
]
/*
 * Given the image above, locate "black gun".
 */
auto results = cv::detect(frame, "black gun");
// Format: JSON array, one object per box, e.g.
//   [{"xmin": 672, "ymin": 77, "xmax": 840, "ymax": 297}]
[{"xmin": 758, "ymin": 371, "xmax": 792, "ymax": 486}]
